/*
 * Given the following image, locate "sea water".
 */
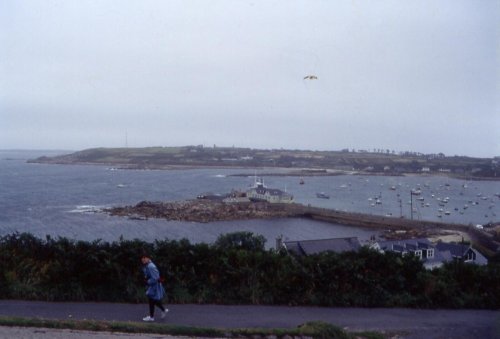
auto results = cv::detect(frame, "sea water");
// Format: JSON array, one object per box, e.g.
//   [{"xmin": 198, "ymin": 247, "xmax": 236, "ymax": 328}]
[{"xmin": 0, "ymin": 150, "xmax": 498, "ymax": 248}]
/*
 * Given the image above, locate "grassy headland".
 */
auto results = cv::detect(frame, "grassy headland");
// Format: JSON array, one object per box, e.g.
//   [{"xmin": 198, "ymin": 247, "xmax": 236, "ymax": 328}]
[{"xmin": 28, "ymin": 146, "xmax": 499, "ymax": 180}]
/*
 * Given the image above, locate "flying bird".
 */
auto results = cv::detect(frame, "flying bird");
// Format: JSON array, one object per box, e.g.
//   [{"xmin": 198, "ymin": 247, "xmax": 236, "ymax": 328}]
[{"xmin": 303, "ymin": 75, "xmax": 318, "ymax": 80}]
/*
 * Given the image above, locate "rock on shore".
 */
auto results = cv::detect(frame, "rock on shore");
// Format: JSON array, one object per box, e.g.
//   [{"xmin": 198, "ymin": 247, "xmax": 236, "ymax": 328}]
[{"xmin": 105, "ymin": 199, "xmax": 301, "ymax": 223}]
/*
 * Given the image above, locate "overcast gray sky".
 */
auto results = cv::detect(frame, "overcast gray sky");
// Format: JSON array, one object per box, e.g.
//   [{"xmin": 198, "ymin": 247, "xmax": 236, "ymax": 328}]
[{"xmin": 1, "ymin": 0, "xmax": 498, "ymax": 157}]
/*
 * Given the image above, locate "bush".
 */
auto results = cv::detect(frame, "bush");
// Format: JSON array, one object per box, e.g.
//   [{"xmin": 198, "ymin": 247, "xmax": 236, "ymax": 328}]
[{"xmin": 0, "ymin": 232, "xmax": 498, "ymax": 308}]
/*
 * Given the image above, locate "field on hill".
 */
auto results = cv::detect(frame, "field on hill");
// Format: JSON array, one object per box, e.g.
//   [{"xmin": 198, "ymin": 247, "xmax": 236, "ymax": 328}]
[{"xmin": 30, "ymin": 146, "xmax": 499, "ymax": 179}]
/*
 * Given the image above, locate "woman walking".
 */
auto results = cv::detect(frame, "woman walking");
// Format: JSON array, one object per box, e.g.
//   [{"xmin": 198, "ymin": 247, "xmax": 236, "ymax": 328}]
[{"xmin": 141, "ymin": 254, "xmax": 168, "ymax": 321}]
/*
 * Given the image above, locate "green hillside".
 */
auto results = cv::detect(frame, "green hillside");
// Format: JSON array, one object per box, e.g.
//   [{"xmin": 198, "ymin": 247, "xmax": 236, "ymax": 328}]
[{"xmin": 29, "ymin": 146, "xmax": 499, "ymax": 179}]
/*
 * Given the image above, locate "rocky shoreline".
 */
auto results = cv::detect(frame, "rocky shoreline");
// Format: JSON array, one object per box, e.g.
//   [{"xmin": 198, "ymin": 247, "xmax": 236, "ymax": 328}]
[
  {"xmin": 105, "ymin": 199, "xmax": 301, "ymax": 223},
  {"xmin": 105, "ymin": 199, "xmax": 463, "ymax": 230}
]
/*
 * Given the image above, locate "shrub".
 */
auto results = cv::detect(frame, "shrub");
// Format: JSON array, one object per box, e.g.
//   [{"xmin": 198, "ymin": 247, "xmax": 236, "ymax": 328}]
[{"xmin": 0, "ymin": 232, "xmax": 497, "ymax": 308}]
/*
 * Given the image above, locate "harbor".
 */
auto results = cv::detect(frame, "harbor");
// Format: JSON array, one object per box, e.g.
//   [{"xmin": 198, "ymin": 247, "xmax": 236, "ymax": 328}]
[{"xmin": 1, "ymin": 151, "xmax": 498, "ymax": 254}]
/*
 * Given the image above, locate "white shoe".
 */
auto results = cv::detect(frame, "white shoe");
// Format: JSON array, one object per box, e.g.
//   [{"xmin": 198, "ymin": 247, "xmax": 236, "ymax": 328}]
[
  {"xmin": 142, "ymin": 316, "xmax": 154, "ymax": 322},
  {"xmin": 161, "ymin": 309, "xmax": 169, "ymax": 319}
]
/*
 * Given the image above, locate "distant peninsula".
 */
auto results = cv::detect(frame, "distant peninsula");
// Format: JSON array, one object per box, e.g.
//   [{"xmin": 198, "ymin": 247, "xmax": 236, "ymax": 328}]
[{"xmin": 28, "ymin": 146, "xmax": 499, "ymax": 180}]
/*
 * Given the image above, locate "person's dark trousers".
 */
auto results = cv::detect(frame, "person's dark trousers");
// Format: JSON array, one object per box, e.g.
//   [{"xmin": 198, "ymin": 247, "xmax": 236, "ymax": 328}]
[{"xmin": 148, "ymin": 298, "xmax": 165, "ymax": 317}]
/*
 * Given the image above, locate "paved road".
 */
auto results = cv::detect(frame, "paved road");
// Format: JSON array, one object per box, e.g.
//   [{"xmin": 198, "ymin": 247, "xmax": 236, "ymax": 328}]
[{"xmin": 0, "ymin": 300, "xmax": 498, "ymax": 338}]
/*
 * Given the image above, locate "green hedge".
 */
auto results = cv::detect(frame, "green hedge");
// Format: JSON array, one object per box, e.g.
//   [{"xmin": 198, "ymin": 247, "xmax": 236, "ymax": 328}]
[{"xmin": 0, "ymin": 232, "xmax": 498, "ymax": 308}]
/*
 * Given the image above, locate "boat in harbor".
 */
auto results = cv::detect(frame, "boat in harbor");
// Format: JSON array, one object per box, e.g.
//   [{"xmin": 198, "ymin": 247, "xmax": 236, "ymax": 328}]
[{"xmin": 316, "ymin": 192, "xmax": 330, "ymax": 199}]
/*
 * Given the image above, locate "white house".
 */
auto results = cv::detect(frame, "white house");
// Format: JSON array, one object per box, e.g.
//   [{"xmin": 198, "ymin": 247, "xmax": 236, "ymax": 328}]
[
  {"xmin": 246, "ymin": 178, "xmax": 293, "ymax": 204},
  {"xmin": 371, "ymin": 238, "xmax": 488, "ymax": 269}
]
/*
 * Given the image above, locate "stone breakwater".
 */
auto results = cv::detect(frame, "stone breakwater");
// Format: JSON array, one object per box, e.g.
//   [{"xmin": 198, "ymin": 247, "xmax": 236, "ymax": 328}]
[
  {"xmin": 105, "ymin": 199, "xmax": 500, "ymax": 255},
  {"xmin": 106, "ymin": 199, "xmax": 463, "ymax": 230}
]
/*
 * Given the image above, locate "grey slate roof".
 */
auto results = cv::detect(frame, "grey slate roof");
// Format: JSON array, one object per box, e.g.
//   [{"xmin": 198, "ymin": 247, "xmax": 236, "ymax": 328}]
[
  {"xmin": 284, "ymin": 237, "xmax": 361, "ymax": 256},
  {"xmin": 377, "ymin": 238, "xmax": 433, "ymax": 252},
  {"xmin": 435, "ymin": 242, "xmax": 470, "ymax": 258},
  {"xmin": 376, "ymin": 238, "xmax": 488, "ymax": 267}
]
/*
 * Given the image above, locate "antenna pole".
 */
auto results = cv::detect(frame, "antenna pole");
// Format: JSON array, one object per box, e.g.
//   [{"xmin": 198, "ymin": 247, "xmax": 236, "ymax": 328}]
[{"xmin": 410, "ymin": 191, "xmax": 414, "ymax": 220}]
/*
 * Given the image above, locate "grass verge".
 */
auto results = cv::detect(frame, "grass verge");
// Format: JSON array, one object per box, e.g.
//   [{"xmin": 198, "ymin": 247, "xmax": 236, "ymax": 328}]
[{"xmin": 0, "ymin": 316, "xmax": 385, "ymax": 338}]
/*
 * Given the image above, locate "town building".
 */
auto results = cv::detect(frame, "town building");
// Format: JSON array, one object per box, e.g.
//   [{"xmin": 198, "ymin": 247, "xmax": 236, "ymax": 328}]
[
  {"xmin": 278, "ymin": 235, "xmax": 488, "ymax": 269},
  {"xmin": 371, "ymin": 238, "xmax": 488, "ymax": 269},
  {"xmin": 246, "ymin": 178, "xmax": 293, "ymax": 203},
  {"xmin": 279, "ymin": 237, "xmax": 361, "ymax": 256},
  {"xmin": 434, "ymin": 241, "xmax": 488, "ymax": 265}
]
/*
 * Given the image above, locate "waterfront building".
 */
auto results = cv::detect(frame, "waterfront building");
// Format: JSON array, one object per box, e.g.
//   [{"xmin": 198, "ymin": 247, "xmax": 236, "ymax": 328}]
[{"xmin": 246, "ymin": 178, "xmax": 294, "ymax": 203}]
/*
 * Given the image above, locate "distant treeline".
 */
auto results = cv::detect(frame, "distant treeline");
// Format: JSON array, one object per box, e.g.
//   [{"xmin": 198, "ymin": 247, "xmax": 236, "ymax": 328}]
[{"xmin": 1, "ymin": 232, "xmax": 499, "ymax": 308}]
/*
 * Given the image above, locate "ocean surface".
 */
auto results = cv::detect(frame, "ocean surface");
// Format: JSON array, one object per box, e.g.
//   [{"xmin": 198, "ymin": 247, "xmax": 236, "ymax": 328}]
[{"xmin": 1, "ymin": 150, "xmax": 498, "ymax": 248}]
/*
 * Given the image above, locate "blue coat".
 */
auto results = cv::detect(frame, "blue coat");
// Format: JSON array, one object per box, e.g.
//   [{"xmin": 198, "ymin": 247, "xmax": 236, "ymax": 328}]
[{"xmin": 142, "ymin": 262, "xmax": 165, "ymax": 300}]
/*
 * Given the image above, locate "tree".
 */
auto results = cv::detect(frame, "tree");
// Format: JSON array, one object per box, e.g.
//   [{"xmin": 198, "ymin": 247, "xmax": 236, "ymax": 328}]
[{"xmin": 214, "ymin": 232, "xmax": 266, "ymax": 252}]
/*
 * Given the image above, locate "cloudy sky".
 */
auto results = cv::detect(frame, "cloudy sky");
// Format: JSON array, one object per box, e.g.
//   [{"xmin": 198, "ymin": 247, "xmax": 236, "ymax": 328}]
[{"xmin": 1, "ymin": 0, "xmax": 498, "ymax": 157}]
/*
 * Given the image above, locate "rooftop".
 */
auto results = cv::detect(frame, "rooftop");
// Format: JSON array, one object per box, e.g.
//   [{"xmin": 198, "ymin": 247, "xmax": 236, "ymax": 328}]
[{"xmin": 284, "ymin": 237, "xmax": 361, "ymax": 256}]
